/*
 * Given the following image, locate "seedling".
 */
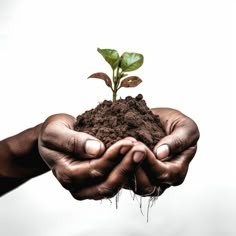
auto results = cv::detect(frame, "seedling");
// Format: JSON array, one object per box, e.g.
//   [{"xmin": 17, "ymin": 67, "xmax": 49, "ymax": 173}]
[
  {"xmin": 76, "ymin": 48, "xmax": 164, "ymax": 221},
  {"xmin": 88, "ymin": 48, "xmax": 144, "ymax": 102}
]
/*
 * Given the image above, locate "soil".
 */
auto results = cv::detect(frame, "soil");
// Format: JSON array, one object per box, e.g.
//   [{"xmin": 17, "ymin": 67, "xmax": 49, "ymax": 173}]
[{"xmin": 74, "ymin": 94, "xmax": 165, "ymax": 150}]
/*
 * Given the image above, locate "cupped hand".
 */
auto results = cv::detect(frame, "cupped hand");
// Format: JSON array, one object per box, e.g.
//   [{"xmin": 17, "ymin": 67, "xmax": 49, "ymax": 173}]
[
  {"xmin": 124, "ymin": 108, "xmax": 200, "ymax": 197},
  {"xmin": 38, "ymin": 114, "xmax": 145, "ymax": 200}
]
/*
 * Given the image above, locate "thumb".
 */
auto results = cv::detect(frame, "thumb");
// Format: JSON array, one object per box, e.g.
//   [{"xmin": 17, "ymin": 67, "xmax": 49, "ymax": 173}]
[
  {"xmin": 40, "ymin": 117, "xmax": 105, "ymax": 159},
  {"xmin": 58, "ymin": 130, "xmax": 106, "ymax": 159},
  {"xmin": 152, "ymin": 108, "xmax": 199, "ymax": 161},
  {"xmin": 154, "ymin": 128, "xmax": 192, "ymax": 161}
]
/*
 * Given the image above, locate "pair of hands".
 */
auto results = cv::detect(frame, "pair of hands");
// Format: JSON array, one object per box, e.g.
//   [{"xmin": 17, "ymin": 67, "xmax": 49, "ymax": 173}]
[{"xmin": 38, "ymin": 108, "xmax": 199, "ymax": 200}]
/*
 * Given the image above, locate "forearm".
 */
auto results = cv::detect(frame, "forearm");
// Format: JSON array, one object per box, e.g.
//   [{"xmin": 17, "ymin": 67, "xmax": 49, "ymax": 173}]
[{"xmin": 0, "ymin": 124, "xmax": 49, "ymax": 196}]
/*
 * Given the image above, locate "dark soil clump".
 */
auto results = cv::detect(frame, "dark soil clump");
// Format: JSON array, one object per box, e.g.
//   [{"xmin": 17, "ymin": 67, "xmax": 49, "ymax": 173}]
[{"xmin": 75, "ymin": 94, "xmax": 165, "ymax": 150}]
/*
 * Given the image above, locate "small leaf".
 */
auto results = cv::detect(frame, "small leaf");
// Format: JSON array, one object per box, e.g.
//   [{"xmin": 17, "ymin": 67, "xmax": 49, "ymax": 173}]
[
  {"xmin": 120, "ymin": 52, "xmax": 144, "ymax": 72},
  {"xmin": 97, "ymin": 48, "xmax": 120, "ymax": 70},
  {"xmin": 88, "ymin": 72, "xmax": 112, "ymax": 88},
  {"xmin": 120, "ymin": 76, "xmax": 142, "ymax": 88}
]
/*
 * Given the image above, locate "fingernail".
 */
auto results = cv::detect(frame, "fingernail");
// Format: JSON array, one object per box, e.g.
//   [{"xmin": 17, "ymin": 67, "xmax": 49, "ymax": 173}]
[
  {"xmin": 85, "ymin": 140, "xmax": 101, "ymax": 156},
  {"xmin": 120, "ymin": 146, "xmax": 131, "ymax": 155},
  {"xmin": 156, "ymin": 144, "xmax": 170, "ymax": 160},
  {"xmin": 133, "ymin": 151, "xmax": 145, "ymax": 163}
]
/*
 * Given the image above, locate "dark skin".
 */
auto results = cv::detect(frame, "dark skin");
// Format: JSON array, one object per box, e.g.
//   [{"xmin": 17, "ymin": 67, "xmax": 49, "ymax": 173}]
[
  {"xmin": 0, "ymin": 124, "xmax": 48, "ymax": 195},
  {"xmin": 123, "ymin": 108, "xmax": 199, "ymax": 196},
  {"xmin": 0, "ymin": 108, "xmax": 199, "ymax": 199}
]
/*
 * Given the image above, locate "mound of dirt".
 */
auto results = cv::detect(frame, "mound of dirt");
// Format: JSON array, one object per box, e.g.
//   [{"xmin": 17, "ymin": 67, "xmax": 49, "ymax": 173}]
[{"xmin": 75, "ymin": 94, "xmax": 165, "ymax": 150}]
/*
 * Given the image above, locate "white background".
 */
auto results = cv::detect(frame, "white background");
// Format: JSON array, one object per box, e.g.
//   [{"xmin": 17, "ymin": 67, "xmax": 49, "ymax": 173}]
[{"xmin": 0, "ymin": 0, "xmax": 234, "ymax": 235}]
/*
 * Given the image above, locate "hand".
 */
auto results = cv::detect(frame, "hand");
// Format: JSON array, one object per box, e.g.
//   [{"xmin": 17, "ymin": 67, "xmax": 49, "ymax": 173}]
[
  {"xmin": 38, "ymin": 114, "xmax": 146, "ymax": 200},
  {"xmin": 124, "ymin": 108, "xmax": 200, "ymax": 197}
]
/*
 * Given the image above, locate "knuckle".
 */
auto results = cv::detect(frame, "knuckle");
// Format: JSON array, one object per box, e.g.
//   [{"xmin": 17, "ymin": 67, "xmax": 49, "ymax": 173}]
[
  {"xmin": 158, "ymin": 185, "xmax": 168, "ymax": 196},
  {"xmin": 70, "ymin": 192, "xmax": 86, "ymax": 201},
  {"xmin": 58, "ymin": 174, "xmax": 73, "ymax": 190},
  {"xmin": 98, "ymin": 184, "xmax": 118, "ymax": 199},
  {"xmin": 173, "ymin": 177, "xmax": 185, "ymax": 186},
  {"xmin": 90, "ymin": 168, "xmax": 105, "ymax": 182},
  {"xmin": 89, "ymin": 161, "xmax": 105, "ymax": 181},
  {"xmin": 118, "ymin": 167, "xmax": 132, "ymax": 178},
  {"xmin": 173, "ymin": 137, "xmax": 185, "ymax": 154},
  {"xmin": 154, "ymin": 171, "xmax": 170, "ymax": 183},
  {"xmin": 152, "ymin": 164, "xmax": 187, "ymax": 186},
  {"xmin": 191, "ymin": 120, "xmax": 200, "ymax": 141},
  {"xmin": 66, "ymin": 135, "xmax": 78, "ymax": 154},
  {"xmin": 137, "ymin": 187, "xmax": 154, "ymax": 196},
  {"xmin": 40, "ymin": 124, "xmax": 54, "ymax": 145},
  {"xmin": 53, "ymin": 166, "xmax": 73, "ymax": 190},
  {"xmin": 169, "ymin": 165, "xmax": 187, "ymax": 186}
]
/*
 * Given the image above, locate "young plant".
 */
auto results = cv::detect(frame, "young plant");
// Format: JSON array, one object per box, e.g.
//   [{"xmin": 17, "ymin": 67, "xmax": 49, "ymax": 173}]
[{"xmin": 88, "ymin": 48, "xmax": 144, "ymax": 102}]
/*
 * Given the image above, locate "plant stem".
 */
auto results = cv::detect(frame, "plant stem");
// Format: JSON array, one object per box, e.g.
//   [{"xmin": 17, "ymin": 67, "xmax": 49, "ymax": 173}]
[
  {"xmin": 112, "ymin": 68, "xmax": 119, "ymax": 102},
  {"xmin": 113, "ymin": 90, "xmax": 117, "ymax": 102},
  {"xmin": 112, "ymin": 67, "xmax": 122, "ymax": 102},
  {"xmin": 112, "ymin": 69, "xmax": 116, "ymax": 102}
]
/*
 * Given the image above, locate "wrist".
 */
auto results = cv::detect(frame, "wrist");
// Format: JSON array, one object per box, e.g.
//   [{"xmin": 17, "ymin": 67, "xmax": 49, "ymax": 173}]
[{"xmin": 0, "ymin": 123, "xmax": 49, "ymax": 178}]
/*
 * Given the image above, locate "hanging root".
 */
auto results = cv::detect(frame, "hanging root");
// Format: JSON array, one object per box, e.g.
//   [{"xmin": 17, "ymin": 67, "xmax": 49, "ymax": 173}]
[
  {"xmin": 103, "ymin": 197, "xmax": 113, "ymax": 207},
  {"xmin": 146, "ymin": 186, "xmax": 161, "ymax": 222},
  {"xmin": 139, "ymin": 196, "xmax": 144, "ymax": 216},
  {"xmin": 115, "ymin": 190, "xmax": 122, "ymax": 209},
  {"xmin": 101, "ymin": 185, "xmax": 161, "ymax": 222}
]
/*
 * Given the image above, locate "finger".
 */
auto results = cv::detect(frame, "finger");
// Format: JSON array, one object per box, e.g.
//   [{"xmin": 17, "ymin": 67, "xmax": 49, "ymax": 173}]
[
  {"xmin": 144, "ymin": 145, "xmax": 197, "ymax": 186},
  {"xmin": 122, "ymin": 168, "xmax": 149, "ymax": 192},
  {"xmin": 120, "ymin": 141, "xmax": 151, "ymax": 193},
  {"xmin": 168, "ymin": 145, "xmax": 197, "ymax": 181},
  {"xmin": 142, "ymin": 147, "xmax": 171, "ymax": 184},
  {"xmin": 122, "ymin": 142, "xmax": 168, "ymax": 194},
  {"xmin": 154, "ymin": 126, "xmax": 198, "ymax": 159},
  {"xmin": 147, "ymin": 184, "xmax": 170, "ymax": 197},
  {"xmin": 120, "ymin": 137, "xmax": 137, "ymax": 154},
  {"xmin": 133, "ymin": 168, "xmax": 153, "ymax": 195},
  {"xmin": 125, "ymin": 161, "xmax": 171, "ymax": 197},
  {"xmin": 134, "ymin": 170, "xmax": 170, "ymax": 197},
  {"xmin": 163, "ymin": 146, "xmax": 197, "ymax": 186},
  {"xmin": 152, "ymin": 110, "xmax": 199, "ymax": 161},
  {"xmin": 124, "ymin": 137, "xmax": 137, "ymax": 142},
  {"xmin": 40, "ymin": 114, "xmax": 105, "ymax": 159},
  {"xmin": 52, "ymin": 139, "xmax": 134, "ymax": 190},
  {"xmin": 71, "ymin": 145, "xmax": 146, "ymax": 200}
]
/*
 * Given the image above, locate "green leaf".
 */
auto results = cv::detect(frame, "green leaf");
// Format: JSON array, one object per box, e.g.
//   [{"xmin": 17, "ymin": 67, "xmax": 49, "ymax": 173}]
[
  {"xmin": 97, "ymin": 48, "xmax": 120, "ymax": 70},
  {"xmin": 120, "ymin": 76, "xmax": 142, "ymax": 88},
  {"xmin": 120, "ymin": 52, "xmax": 144, "ymax": 72},
  {"xmin": 88, "ymin": 72, "xmax": 112, "ymax": 88}
]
